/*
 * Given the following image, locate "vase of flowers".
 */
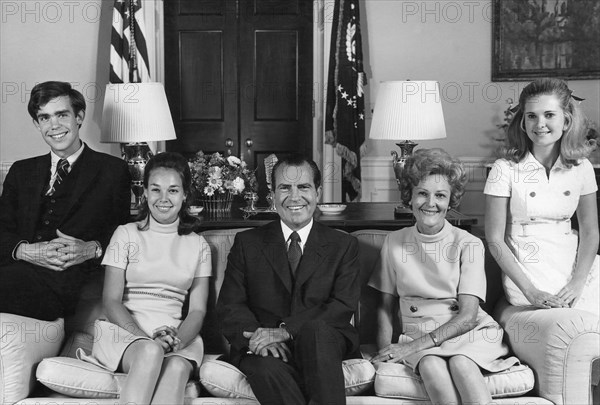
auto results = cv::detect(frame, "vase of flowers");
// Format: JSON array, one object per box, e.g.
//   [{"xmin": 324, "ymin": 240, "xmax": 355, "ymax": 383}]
[{"xmin": 189, "ymin": 151, "xmax": 258, "ymax": 215}]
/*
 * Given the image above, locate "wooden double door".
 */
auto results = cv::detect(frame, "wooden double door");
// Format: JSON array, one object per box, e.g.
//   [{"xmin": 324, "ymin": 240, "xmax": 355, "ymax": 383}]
[{"xmin": 164, "ymin": 0, "xmax": 314, "ymax": 174}]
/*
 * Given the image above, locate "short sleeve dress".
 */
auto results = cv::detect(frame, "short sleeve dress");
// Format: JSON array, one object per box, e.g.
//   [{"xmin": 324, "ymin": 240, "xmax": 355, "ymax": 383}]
[
  {"xmin": 77, "ymin": 216, "xmax": 212, "ymax": 370},
  {"xmin": 484, "ymin": 153, "xmax": 599, "ymax": 316},
  {"xmin": 368, "ymin": 221, "xmax": 519, "ymax": 373}
]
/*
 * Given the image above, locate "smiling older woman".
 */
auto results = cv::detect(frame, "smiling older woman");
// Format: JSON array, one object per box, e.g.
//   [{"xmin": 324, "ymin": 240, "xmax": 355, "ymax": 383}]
[{"xmin": 368, "ymin": 148, "xmax": 520, "ymax": 405}]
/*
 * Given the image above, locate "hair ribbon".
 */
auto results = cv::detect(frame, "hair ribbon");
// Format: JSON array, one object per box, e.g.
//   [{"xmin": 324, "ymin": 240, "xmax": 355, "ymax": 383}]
[{"xmin": 508, "ymin": 89, "xmax": 585, "ymax": 114}]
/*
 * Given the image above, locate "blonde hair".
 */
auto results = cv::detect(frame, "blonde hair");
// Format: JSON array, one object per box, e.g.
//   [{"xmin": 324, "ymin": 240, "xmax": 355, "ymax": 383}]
[{"xmin": 502, "ymin": 78, "xmax": 595, "ymax": 166}]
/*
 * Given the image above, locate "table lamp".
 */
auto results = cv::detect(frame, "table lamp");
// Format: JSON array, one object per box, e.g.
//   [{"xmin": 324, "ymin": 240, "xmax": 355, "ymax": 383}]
[
  {"xmin": 101, "ymin": 82, "xmax": 177, "ymax": 208},
  {"xmin": 369, "ymin": 80, "xmax": 447, "ymax": 214}
]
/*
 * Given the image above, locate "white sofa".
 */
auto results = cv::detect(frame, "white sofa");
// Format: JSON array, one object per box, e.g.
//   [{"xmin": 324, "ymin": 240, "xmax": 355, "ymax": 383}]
[{"xmin": 2, "ymin": 228, "xmax": 598, "ymax": 405}]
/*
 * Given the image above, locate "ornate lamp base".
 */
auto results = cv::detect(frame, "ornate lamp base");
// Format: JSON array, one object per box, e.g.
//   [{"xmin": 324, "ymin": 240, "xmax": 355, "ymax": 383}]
[
  {"xmin": 121, "ymin": 142, "xmax": 153, "ymax": 209},
  {"xmin": 391, "ymin": 140, "xmax": 418, "ymax": 215}
]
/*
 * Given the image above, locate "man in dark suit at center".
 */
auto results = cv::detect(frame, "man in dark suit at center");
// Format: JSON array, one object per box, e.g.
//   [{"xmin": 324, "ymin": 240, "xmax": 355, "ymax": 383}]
[{"xmin": 217, "ymin": 155, "xmax": 361, "ymax": 405}]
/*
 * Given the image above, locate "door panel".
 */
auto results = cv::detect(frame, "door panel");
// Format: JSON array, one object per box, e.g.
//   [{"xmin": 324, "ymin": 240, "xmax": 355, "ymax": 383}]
[
  {"xmin": 165, "ymin": 0, "xmax": 238, "ymax": 157},
  {"xmin": 179, "ymin": 31, "xmax": 223, "ymax": 120},
  {"xmin": 255, "ymin": 31, "xmax": 298, "ymax": 121},
  {"xmin": 165, "ymin": 0, "xmax": 312, "ymax": 167},
  {"xmin": 238, "ymin": 0, "xmax": 313, "ymax": 169}
]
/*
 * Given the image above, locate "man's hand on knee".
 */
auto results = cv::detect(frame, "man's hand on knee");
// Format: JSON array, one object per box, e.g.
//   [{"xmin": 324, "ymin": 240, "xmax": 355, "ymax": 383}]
[
  {"xmin": 257, "ymin": 342, "xmax": 291, "ymax": 362},
  {"xmin": 244, "ymin": 327, "xmax": 292, "ymax": 353}
]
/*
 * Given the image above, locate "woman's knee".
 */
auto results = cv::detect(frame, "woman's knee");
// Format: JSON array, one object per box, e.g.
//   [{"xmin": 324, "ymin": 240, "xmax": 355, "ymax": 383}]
[
  {"xmin": 448, "ymin": 355, "xmax": 478, "ymax": 375},
  {"xmin": 163, "ymin": 356, "xmax": 193, "ymax": 378},
  {"xmin": 128, "ymin": 339, "xmax": 164, "ymax": 362},
  {"xmin": 418, "ymin": 355, "xmax": 448, "ymax": 378},
  {"xmin": 121, "ymin": 339, "xmax": 164, "ymax": 373}
]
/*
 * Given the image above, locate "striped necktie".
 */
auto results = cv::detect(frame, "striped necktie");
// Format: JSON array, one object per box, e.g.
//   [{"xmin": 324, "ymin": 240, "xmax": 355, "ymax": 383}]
[
  {"xmin": 47, "ymin": 159, "xmax": 69, "ymax": 196},
  {"xmin": 287, "ymin": 231, "xmax": 302, "ymax": 276}
]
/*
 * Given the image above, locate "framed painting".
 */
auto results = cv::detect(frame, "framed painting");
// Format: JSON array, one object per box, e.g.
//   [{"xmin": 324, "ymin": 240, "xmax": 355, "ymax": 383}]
[{"xmin": 492, "ymin": 0, "xmax": 600, "ymax": 81}]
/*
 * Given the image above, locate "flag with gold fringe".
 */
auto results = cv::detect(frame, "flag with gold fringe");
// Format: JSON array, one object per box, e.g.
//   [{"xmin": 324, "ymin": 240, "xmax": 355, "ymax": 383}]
[
  {"xmin": 325, "ymin": 0, "xmax": 367, "ymax": 202},
  {"xmin": 110, "ymin": 0, "xmax": 150, "ymax": 83}
]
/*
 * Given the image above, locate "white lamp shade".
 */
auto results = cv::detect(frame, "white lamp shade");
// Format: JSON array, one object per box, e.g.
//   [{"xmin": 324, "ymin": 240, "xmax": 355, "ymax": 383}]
[
  {"xmin": 101, "ymin": 83, "xmax": 177, "ymax": 143},
  {"xmin": 369, "ymin": 81, "xmax": 447, "ymax": 141}
]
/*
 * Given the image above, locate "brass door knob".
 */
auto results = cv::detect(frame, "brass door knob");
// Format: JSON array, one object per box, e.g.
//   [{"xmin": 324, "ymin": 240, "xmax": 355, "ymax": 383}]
[
  {"xmin": 225, "ymin": 138, "xmax": 233, "ymax": 147},
  {"xmin": 245, "ymin": 138, "xmax": 253, "ymax": 147}
]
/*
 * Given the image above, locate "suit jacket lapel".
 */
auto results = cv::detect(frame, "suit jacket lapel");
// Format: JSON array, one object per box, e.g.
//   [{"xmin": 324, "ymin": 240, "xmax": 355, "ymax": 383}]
[
  {"xmin": 23, "ymin": 155, "xmax": 51, "ymax": 237},
  {"xmin": 294, "ymin": 224, "xmax": 327, "ymax": 288},
  {"xmin": 261, "ymin": 222, "xmax": 293, "ymax": 293},
  {"xmin": 65, "ymin": 145, "xmax": 101, "ymax": 216}
]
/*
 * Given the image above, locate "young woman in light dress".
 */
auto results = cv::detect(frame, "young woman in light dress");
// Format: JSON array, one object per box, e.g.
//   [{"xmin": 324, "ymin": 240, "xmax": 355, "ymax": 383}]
[
  {"xmin": 78, "ymin": 152, "xmax": 212, "ymax": 404},
  {"xmin": 484, "ymin": 78, "xmax": 599, "ymax": 317}
]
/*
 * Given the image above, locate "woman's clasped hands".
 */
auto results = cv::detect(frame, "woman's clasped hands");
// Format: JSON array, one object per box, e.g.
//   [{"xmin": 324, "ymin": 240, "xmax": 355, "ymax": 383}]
[
  {"xmin": 152, "ymin": 325, "xmax": 181, "ymax": 353},
  {"xmin": 525, "ymin": 284, "xmax": 583, "ymax": 309}
]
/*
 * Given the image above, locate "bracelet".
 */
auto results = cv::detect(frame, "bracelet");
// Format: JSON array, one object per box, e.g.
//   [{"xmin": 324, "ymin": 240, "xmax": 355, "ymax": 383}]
[{"xmin": 429, "ymin": 331, "xmax": 440, "ymax": 347}]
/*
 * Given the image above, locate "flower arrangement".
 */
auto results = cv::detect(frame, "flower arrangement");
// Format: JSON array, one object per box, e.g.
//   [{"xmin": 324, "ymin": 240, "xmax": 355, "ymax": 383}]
[{"xmin": 189, "ymin": 151, "xmax": 258, "ymax": 198}]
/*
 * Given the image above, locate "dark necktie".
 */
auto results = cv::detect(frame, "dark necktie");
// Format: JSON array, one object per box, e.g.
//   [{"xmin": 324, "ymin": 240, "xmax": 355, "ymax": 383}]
[
  {"xmin": 287, "ymin": 231, "xmax": 302, "ymax": 276},
  {"xmin": 47, "ymin": 159, "xmax": 69, "ymax": 196}
]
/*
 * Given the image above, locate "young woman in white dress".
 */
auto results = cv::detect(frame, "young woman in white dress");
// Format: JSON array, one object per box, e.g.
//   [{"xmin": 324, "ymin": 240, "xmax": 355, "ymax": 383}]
[
  {"xmin": 484, "ymin": 78, "xmax": 599, "ymax": 317},
  {"xmin": 78, "ymin": 152, "xmax": 212, "ymax": 404}
]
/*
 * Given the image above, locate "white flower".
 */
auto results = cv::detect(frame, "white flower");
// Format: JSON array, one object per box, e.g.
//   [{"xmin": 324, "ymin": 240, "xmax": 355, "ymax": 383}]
[
  {"xmin": 204, "ymin": 186, "xmax": 215, "ymax": 196},
  {"xmin": 227, "ymin": 156, "xmax": 242, "ymax": 166},
  {"xmin": 232, "ymin": 177, "xmax": 245, "ymax": 194},
  {"xmin": 208, "ymin": 177, "xmax": 223, "ymax": 188},
  {"xmin": 208, "ymin": 166, "xmax": 222, "ymax": 178}
]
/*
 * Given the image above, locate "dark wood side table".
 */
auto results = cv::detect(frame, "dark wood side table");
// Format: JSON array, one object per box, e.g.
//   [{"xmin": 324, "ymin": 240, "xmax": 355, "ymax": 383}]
[{"xmin": 195, "ymin": 202, "xmax": 477, "ymax": 232}]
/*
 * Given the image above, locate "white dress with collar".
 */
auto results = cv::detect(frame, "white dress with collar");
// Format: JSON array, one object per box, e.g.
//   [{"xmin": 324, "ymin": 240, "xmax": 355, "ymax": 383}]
[{"xmin": 484, "ymin": 153, "xmax": 599, "ymax": 316}]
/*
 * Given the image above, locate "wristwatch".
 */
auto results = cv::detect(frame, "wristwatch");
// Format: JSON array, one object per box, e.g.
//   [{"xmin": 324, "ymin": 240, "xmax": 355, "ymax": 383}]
[{"xmin": 93, "ymin": 241, "xmax": 103, "ymax": 259}]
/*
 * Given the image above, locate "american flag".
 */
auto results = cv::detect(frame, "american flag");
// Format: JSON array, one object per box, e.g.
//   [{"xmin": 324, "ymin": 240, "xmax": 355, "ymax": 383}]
[
  {"xmin": 324, "ymin": 0, "xmax": 366, "ymax": 202},
  {"xmin": 110, "ymin": 0, "xmax": 150, "ymax": 83}
]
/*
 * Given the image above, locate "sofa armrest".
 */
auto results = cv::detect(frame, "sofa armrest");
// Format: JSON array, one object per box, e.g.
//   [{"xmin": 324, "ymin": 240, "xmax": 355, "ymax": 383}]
[
  {"xmin": 494, "ymin": 298, "xmax": 600, "ymax": 405},
  {"xmin": 0, "ymin": 314, "xmax": 64, "ymax": 404}
]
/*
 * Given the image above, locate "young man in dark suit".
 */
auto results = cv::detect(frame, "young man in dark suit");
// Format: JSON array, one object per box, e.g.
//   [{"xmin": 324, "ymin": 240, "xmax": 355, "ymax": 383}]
[
  {"xmin": 0, "ymin": 81, "xmax": 131, "ymax": 321},
  {"xmin": 217, "ymin": 155, "xmax": 361, "ymax": 405}
]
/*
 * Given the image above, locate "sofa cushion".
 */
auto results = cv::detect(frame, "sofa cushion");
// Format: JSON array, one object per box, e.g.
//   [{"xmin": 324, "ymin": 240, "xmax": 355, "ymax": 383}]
[
  {"xmin": 0, "ymin": 314, "xmax": 64, "ymax": 405},
  {"xmin": 36, "ymin": 357, "xmax": 201, "ymax": 399},
  {"xmin": 343, "ymin": 358, "xmax": 377, "ymax": 395},
  {"xmin": 199, "ymin": 359, "xmax": 255, "ymax": 399},
  {"xmin": 36, "ymin": 357, "xmax": 125, "ymax": 398},
  {"xmin": 199, "ymin": 358, "xmax": 376, "ymax": 398},
  {"xmin": 374, "ymin": 362, "xmax": 534, "ymax": 399}
]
